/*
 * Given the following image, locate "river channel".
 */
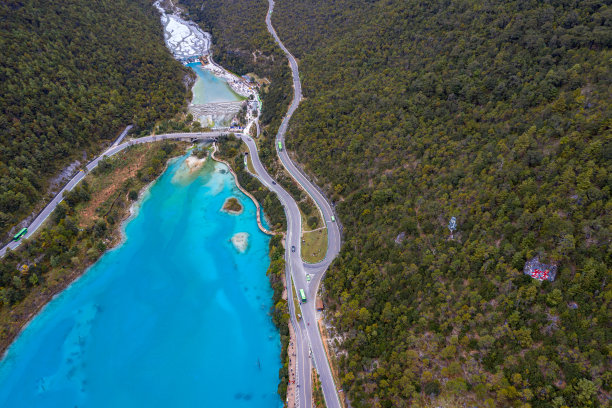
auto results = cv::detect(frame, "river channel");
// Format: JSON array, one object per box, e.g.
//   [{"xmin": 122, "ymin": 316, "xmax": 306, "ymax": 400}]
[{"xmin": 0, "ymin": 3, "xmax": 282, "ymax": 407}]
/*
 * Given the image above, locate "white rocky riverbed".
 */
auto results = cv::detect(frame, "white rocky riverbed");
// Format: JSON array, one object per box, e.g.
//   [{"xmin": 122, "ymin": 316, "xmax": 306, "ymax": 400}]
[
  {"xmin": 153, "ymin": 0, "xmax": 261, "ymax": 129},
  {"xmin": 153, "ymin": 0, "xmax": 211, "ymax": 59}
]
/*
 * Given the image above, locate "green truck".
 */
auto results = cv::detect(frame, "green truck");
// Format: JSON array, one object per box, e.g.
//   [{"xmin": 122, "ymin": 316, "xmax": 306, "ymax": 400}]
[
  {"xmin": 299, "ymin": 289, "xmax": 307, "ymax": 303},
  {"xmin": 278, "ymin": 141, "xmax": 283, "ymax": 151}
]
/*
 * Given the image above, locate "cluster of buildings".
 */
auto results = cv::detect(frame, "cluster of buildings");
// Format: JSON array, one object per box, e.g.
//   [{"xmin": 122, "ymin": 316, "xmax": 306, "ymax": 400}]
[{"xmin": 523, "ymin": 256, "xmax": 557, "ymax": 282}]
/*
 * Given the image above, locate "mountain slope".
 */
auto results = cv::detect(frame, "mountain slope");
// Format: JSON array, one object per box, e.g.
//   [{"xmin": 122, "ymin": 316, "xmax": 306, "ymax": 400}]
[
  {"xmin": 0, "ymin": 0, "xmax": 190, "ymax": 238},
  {"xmin": 271, "ymin": 0, "xmax": 611, "ymax": 406}
]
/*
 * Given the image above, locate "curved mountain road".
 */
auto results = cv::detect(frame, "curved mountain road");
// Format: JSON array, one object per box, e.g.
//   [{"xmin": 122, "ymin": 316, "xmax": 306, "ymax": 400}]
[{"xmin": 264, "ymin": 1, "xmax": 343, "ymax": 407}]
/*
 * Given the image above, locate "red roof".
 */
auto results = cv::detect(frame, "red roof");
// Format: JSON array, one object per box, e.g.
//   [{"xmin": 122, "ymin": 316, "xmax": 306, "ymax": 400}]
[{"xmin": 530, "ymin": 269, "xmax": 550, "ymax": 280}]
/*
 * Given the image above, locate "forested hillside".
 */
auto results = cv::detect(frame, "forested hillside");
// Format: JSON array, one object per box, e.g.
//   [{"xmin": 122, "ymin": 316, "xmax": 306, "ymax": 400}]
[
  {"xmin": 271, "ymin": 0, "xmax": 612, "ymax": 406},
  {"xmin": 0, "ymin": 0, "xmax": 190, "ymax": 239}
]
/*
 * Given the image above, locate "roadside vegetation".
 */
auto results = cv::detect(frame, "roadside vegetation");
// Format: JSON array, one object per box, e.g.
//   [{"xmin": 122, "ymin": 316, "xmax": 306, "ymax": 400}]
[
  {"xmin": 300, "ymin": 206, "xmax": 327, "ymax": 263},
  {"xmin": 312, "ymin": 369, "xmax": 327, "ymax": 408},
  {"xmin": 194, "ymin": 0, "xmax": 610, "ymax": 406},
  {"xmin": 0, "ymin": 143, "xmax": 185, "ymax": 353},
  {"xmin": 266, "ymin": 235, "xmax": 291, "ymax": 402},
  {"xmin": 0, "ymin": 0, "xmax": 191, "ymax": 240},
  {"xmin": 292, "ymin": 278, "xmax": 304, "ymax": 325},
  {"xmin": 246, "ymin": 152, "xmax": 257, "ymax": 175}
]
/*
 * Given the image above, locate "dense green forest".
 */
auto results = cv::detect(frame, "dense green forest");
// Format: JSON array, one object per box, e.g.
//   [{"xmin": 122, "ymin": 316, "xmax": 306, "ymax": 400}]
[
  {"xmin": 200, "ymin": 0, "xmax": 612, "ymax": 406},
  {"xmin": 0, "ymin": 0, "xmax": 190, "ymax": 239}
]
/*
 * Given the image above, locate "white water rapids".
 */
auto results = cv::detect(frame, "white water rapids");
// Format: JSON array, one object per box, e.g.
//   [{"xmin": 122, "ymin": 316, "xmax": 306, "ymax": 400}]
[{"xmin": 153, "ymin": 0, "xmax": 211, "ymax": 59}]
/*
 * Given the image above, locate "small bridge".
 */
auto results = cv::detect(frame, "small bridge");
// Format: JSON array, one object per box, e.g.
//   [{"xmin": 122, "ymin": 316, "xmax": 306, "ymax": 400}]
[
  {"xmin": 111, "ymin": 132, "xmax": 231, "ymax": 153},
  {"xmin": 179, "ymin": 56, "xmax": 202, "ymax": 64}
]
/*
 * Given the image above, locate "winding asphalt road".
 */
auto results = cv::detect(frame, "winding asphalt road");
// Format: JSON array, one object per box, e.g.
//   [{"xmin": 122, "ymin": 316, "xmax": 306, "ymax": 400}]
[
  {"xmin": 263, "ymin": 1, "xmax": 344, "ymax": 407},
  {"xmin": 0, "ymin": 132, "xmax": 224, "ymax": 257}
]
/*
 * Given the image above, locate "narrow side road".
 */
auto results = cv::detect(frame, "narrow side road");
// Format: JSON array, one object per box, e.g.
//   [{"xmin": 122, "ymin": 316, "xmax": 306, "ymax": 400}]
[{"xmin": 0, "ymin": 132, "xmax": 224, "ymax": 257}]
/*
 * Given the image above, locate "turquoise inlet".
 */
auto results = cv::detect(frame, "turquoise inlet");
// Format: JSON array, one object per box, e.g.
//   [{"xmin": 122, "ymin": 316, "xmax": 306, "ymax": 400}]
[
  {"xmin": 188, "ymin": 62, "xmax": 245, "ymax": 104},
  {"xmin": 0, "ymin": 156, "xmax": 282, "ymax": 407}
]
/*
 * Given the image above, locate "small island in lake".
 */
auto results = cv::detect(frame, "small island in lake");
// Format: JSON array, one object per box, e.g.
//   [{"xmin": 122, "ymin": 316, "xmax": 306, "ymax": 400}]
[{"xmin": 222, "ymin": 197, "xmax": 243, "ymax": 215}]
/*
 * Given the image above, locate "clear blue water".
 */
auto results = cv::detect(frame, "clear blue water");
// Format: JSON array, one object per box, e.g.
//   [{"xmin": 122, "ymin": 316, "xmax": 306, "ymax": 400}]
[
  {"xmin": 188, "ymin": 62, "xmax": 245, "ymax": 105},
  {"xmin": 0, "ymin": 156, "xmax": 282, "ymax": 407}
]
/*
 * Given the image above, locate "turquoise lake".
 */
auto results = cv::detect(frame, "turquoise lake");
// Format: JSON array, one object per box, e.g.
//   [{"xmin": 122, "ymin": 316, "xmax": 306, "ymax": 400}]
[
  {"xmin": 0, "ymin": 156, "xmax": 282, "ymax": 407},
  {"xmin": 189, "ymin": 62, "xmax": 245, "ymax": 105}
]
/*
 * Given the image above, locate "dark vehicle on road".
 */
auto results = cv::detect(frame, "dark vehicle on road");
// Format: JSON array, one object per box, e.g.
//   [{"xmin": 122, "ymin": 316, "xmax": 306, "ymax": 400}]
[{"xmin": 291, "ymin": 245, "xmax": 296, "ymax": 252}]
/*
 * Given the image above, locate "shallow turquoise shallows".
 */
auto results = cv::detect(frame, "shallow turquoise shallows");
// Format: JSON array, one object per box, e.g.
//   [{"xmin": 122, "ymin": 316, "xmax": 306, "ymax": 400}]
[
  {"xmin": 189, "ymin": 62, "xmax": 245, "ymax": 105},
  {"xmin": 0, "ymin": 156, "xmax": 282, "ymax": 407}
]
